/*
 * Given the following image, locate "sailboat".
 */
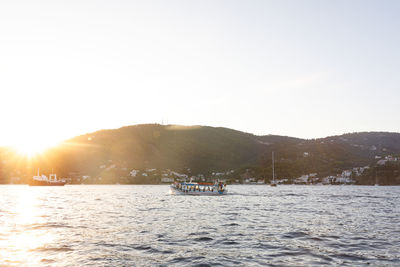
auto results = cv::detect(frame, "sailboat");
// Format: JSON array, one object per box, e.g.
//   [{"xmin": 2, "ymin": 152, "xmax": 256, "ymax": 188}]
[{"xmin": 271, "ymin": 151, "xmax": 277, "ymax": 187}]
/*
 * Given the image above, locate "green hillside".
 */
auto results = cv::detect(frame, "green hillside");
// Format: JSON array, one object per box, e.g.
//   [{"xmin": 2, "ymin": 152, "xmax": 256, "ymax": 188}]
[{"xmin": 1, "ymin": 124, "xmax": 400, "ymax": 184}]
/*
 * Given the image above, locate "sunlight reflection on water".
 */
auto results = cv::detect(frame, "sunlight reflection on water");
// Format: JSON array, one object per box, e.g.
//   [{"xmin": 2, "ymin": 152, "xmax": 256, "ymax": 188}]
[
  {"xmin": 0, "ymin": 187, "xmax": 55, "ymax": 265},
  {"xmin": 0, "ymin": 185, "xmax": 399, "ymax": 266}
]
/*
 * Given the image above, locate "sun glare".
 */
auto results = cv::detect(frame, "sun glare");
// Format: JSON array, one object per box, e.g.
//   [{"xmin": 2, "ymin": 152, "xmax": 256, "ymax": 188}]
[{"xmin": 11, "ymin": 138, "xmax": 60, "ymax": 157}]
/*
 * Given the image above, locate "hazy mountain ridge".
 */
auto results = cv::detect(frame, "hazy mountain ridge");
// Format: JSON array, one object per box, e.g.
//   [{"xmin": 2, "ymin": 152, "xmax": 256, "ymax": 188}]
[{"xmin": 1, "ymin": 125, "xmax": 400, "ymax": 184}]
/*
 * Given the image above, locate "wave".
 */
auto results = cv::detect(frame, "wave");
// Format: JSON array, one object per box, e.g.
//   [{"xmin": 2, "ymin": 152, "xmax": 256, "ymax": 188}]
[
  {"xmin": 31, "ymin": 246, "xmax": 73, "ymax": 252},
  {"xmin": 193, "ymin": 237, "xmax": 213, "ymax": 242},
  {"xmin": 27, "ymin": 223, "xmax": 74, "ymax": 230},
  {"xmin": 222, "ymin": 223, "xmax": 239, "ymax": 227}
]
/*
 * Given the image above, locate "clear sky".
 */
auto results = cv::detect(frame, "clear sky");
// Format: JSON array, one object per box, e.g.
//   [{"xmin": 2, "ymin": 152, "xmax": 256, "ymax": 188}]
[{"xmin": 1, "ymin": 0, "xmax": 399, "ymax": 149}]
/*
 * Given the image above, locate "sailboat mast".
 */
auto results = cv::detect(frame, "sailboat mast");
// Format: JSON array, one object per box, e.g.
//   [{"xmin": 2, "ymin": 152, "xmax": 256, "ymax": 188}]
[{"xmin": 272, "ymin": 151, "xmax": 275, "ymax": 182}]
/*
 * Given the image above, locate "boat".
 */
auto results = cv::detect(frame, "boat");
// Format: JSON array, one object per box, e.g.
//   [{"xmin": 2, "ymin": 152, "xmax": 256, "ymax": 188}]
[
  {"xmin": 170, "ymin": 181, "xmax": 227, "ymax": 195},
  {"xmin": 29, "ymin": 171, "xmax": 66, "ymax": 186},
  {"xmin": 271, "ymin": 151, "xmax": 277, "ymax": 187}
]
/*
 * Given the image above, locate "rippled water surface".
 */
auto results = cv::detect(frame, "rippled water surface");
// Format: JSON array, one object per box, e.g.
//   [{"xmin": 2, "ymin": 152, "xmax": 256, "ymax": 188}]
[{"xmin": 0, "ymin": 185, "xmax": 399, "ymax": 266}]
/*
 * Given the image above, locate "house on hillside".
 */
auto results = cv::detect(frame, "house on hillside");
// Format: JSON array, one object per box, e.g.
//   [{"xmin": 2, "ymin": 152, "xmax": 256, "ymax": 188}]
[
  {"xmin": 170, "ymin": 171, "xmax": 188, "ymax": 179},
  {"xmin": 244, "ymin": 178, "xmax": 257, "ymax": 184},
  {"xmin": 130, "ymin": 170, "xmax": 139, "ymax": 177},
  {"xmin": 322, "ymin": 176, "xmax": 335, "ymax": 184},
  {"xmin": 334, "ymin": 177, "xmax": 354, "ymax": 184},
  {"xmin": 377, "ymin": 159, "xmax": 387, "ymax": 165},
  {"xmin": 342, "ymin": 170, "xmax": 352, "ymax": 177},
  {"xmin": 160, "ymin": 177, "xmax": 174, "ymax": 183}
]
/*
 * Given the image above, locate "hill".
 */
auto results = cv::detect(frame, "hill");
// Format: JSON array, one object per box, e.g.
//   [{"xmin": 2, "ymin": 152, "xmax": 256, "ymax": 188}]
[{"xmin": 1, "ymin": 125, "xmax": 400, "ymax": 184}]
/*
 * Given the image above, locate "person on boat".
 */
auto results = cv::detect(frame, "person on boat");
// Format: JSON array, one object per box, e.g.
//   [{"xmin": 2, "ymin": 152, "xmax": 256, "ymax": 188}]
[{"xmin": 222, "ymin": 183, "xmax": 226, "ymax": 191}]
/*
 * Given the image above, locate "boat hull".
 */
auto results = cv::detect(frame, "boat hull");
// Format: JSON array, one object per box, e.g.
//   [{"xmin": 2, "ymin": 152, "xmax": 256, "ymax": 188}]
[{"xmin": 28, "ymin": 180, "xmax": 66, "ymax": 186}]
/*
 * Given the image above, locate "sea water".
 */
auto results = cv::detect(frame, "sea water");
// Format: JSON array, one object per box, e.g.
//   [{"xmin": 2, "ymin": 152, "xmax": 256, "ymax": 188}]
[{"xmin": 0, "ymin": 185, "xmax": 399, "ymax": 266}]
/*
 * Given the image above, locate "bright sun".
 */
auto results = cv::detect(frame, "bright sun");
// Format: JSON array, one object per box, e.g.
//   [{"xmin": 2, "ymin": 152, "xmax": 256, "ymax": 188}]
[{"xmin": 11, "ymin": 137, "xmax": 60, "ymax": 157}]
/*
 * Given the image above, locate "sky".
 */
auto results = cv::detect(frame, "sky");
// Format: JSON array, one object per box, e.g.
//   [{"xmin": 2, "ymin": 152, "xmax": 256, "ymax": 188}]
[{"xmin": 1, "ymin": 0, "xmax": 400, "ymax": 149}]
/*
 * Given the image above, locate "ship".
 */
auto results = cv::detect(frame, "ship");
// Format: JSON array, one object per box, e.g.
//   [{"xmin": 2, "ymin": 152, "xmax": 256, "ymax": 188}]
[{"xmin": 29, "ymin": 171, "xmax": 66, "ymax": 186}]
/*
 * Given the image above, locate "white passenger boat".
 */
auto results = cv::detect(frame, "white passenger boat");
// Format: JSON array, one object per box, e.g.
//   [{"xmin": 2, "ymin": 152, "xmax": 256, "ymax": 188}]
[{"xmin": 170, "ymin": 181, "xmax": 227, "ymax": 195}]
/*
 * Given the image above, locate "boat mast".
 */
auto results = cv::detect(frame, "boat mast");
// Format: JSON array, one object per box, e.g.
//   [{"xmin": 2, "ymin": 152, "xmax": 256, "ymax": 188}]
[{"xmin": 272, "ymin": 151, "xmax": 275, "ymax": 183}]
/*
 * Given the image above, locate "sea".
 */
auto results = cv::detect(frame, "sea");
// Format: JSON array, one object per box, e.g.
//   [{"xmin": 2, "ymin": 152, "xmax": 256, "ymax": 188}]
[{"xmin": 0, "ymin": 185, "xmax": 399, "ymax": 266}]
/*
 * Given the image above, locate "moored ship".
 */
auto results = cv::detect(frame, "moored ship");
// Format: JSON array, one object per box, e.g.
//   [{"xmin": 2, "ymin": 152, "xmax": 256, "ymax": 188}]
[{"xmin": 29, "ymin": 172, "xmax": 66, "ymax": 186}]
